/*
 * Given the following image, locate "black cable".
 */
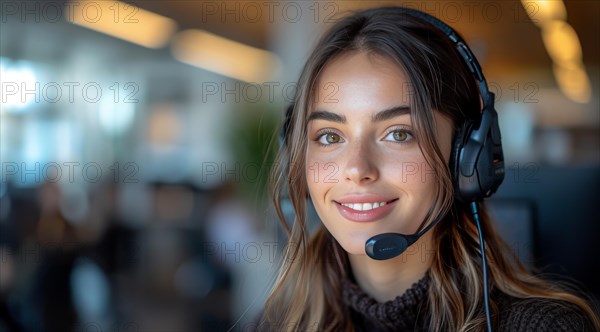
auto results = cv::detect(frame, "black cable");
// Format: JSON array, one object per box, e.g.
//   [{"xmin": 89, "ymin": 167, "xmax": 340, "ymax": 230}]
[{"xmin": 471, "ymin": 201, "xmax": 493, "ymax": 332}]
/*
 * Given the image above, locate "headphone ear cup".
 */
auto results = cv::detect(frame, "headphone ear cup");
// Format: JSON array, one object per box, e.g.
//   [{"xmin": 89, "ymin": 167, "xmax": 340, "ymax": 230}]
[
  {"xmin": 477, "ymin": 105, "xmax": 505, "ymax": 196},
  {"xmin": 453, "ymin": 107, "xmax": 505, "ymax": 202},
  {"xmin": 451, "ymin": 120, "xmax": 473, "ymax": 200}
]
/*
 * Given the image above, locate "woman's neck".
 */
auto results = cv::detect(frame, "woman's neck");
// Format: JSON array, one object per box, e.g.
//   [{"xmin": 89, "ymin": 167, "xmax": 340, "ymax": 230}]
[{"xmin": 347, "ymin": 230, "xmax": 434, "ymax": 302}]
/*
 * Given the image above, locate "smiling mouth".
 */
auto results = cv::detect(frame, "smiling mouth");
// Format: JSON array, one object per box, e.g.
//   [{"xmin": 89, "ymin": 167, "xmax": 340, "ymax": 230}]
[{"xmin": 334, "ymin": 198, "xmax": 399, "ymax": 211}]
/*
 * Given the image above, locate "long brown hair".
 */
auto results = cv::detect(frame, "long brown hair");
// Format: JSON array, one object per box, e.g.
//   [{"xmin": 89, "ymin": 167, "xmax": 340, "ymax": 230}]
[{"xmin": 262, "ymin": 7, "xmax": 600, "ymax": 331}]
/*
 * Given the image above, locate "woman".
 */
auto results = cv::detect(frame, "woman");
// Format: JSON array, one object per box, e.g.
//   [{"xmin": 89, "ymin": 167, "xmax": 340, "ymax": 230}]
[{"xmin": 261, "ymin": 7, "xmax": 599, "ymax": 331}]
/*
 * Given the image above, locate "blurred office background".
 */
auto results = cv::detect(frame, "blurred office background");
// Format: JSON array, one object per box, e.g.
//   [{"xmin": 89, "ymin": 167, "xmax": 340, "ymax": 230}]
[{"xmin": 1, "ymin": 1, "xmax": 598, "ymax": 331}]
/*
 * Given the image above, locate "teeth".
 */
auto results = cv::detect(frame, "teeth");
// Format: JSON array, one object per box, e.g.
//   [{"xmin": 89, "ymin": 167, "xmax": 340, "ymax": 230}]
[{"xmin": 340, "ymin": 201, "xmax": 388, "ymax": 211}]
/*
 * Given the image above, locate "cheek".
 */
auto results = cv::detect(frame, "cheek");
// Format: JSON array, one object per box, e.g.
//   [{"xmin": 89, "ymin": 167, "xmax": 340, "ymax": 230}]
[
  {"xmin": 305, "ymin": 149, "xmax": 341, "ymax": 194},
  {"xmin": 384, "ymin": 154, "xmax": 439, "ymax": 200},
  {"xmin": 392, "ymin": 160, "xmax": 437, "ymax": 185},
  {"xmin": 306, "ymin": 165, "xmax": 336, "ymax": 212},
  {"xmin": 306, "ymin": 160, "xmax": 340, "ymax": 189}
]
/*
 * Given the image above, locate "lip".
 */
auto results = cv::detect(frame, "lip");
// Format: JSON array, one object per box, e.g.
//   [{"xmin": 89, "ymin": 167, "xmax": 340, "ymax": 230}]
[
  {"xmin": 336, "ymin": 194, "xmax": 397, "ymax": 204},
  {"xmin": 334, "ymin": 196, "xmax": 398, "ymax": 223}
]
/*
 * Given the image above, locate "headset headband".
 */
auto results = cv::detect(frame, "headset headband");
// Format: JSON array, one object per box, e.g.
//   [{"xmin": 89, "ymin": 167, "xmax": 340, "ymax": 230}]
[{"xmin": 397, "ymin": 8, "xmax": 493, "ymax": 108}]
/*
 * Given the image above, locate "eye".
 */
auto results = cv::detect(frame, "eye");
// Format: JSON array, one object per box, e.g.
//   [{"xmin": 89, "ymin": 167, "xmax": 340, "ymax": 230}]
[
  {"xmin": 316, "ymin": 131, "xmax": 343, "ymax": 146},
  {"xmin": 383, "ymin": 128, "xmax": 413, "ymax": 143}
]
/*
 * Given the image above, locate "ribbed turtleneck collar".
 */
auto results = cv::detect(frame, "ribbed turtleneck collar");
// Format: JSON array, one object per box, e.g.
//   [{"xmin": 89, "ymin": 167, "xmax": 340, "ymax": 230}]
[{"xmin": 341, "ymin": 272, "xmax": 431, "ymax": 331}]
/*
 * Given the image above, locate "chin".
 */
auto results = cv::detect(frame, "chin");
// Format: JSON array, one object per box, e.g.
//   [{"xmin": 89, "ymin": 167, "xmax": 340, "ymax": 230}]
[
  {"xmin": 338, "ymin": 242, "xmax": 364, "ymax": 256},
  {"xmin": 332, "ymin": 231, "xmax": 373, "ymax": 256}
]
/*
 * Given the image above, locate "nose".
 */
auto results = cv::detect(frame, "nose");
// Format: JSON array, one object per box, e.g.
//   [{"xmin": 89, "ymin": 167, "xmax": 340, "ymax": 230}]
[{"xmin": 344, "ymin": 140, "xmax": 379, "ymax": 184}]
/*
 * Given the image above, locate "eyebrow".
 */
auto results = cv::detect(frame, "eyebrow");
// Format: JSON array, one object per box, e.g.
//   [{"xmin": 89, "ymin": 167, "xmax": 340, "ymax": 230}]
[
  {"xmin": 371, "ymin": 106, "xmax": 411, "ymax": 122},
  {"xmin": 307, "ymin": 106, "xmax": 411, "ymax": 124}
]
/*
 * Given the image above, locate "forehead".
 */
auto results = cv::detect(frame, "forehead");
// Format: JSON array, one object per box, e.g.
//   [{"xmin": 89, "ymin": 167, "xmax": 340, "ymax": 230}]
[{"xmin": 312, "ymin": 52, "xmax": 411, "ymax": 112}]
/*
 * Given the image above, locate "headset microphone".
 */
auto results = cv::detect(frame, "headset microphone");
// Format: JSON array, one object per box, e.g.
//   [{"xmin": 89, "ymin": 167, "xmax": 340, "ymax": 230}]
[
  {"xmin": 365, "ymin": 214, "xmax": 441, "ymax": 260},
  {"xmin": 366, "ymin": 233, "xmax": 419, "ymax": 260}
]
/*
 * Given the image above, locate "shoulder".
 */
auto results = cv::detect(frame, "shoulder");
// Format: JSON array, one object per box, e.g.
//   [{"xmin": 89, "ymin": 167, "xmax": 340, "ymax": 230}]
[{"xmin": 495, "ymin": 293, "xmax": 596, "ymax": 332}]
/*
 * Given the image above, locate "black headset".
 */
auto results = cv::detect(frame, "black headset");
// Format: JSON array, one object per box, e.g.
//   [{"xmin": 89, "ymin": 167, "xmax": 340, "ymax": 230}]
[{"xmin": 280, "ymin": 7, "xmax": 504, "ymax": 331}]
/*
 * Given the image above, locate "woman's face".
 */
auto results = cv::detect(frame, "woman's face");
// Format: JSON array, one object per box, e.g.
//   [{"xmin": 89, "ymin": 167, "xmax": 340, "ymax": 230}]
[{"xmin": 305, "ymin": 52, "xmax": 454, "ymax": 255}]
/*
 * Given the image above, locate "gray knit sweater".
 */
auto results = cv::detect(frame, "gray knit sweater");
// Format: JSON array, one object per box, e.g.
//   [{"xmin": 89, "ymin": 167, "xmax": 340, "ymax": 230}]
[{"xmin": 342, "ymin": 273, "xmax": 597, "ymax": 331}]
